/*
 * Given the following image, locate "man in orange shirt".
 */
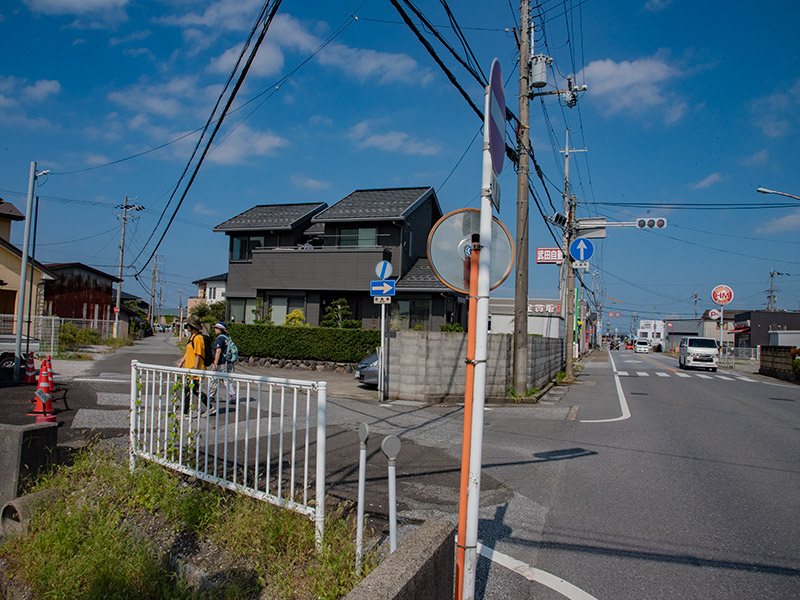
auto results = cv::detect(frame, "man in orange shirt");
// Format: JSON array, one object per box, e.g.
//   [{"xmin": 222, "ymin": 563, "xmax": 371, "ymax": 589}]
[{"xmin": 178, "ymin": 316, "xmax": 208, "ymax": 414}]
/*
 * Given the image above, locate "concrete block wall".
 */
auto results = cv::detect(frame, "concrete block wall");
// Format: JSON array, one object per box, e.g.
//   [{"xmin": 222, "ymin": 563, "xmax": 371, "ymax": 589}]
[
  {"xmin": 386, "ymin": 331, "xmax": 562, "ymax": 402},
  {"xmin": 0, "ymin": 423, "xmax": 58, "ymax": 506}
]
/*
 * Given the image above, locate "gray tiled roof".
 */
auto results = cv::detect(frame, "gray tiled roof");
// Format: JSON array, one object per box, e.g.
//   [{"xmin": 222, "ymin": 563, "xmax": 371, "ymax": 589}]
[
  {"xmin": 192, "ymin": 272, "xmax": 228, "ymax": 285},
  {"xmin": 214, "ymin": 203, "xmax": 327, "ymax": 232},
  {"xmin": 312, "ymin": 187, "xmax": 436, "ymax": 222},
  {"xmin": 396, "ymin": 258, "xmax": 457, "ymax": 292}
]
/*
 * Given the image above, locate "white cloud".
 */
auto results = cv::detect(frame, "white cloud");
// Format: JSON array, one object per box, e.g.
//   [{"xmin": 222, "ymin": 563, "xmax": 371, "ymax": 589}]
[
  {"xmin": 108, "ymin": 76, "xmax": 202, "ymax": 118},
  {"xmin": 349, "ymin": 120, "xmax": 440, "ymax": 156},
  {"xmin": 23, "ymin": 79, "xmax": 61, "ymax": 102},
  {"xmin": 207, "ymin": 124, "xmax": 289, "ymax": 165},
  {"xmin": 577, "ymin": 54, "xmax": 687, "ymax": 123},
  {"xmin": 692, "ymin": 173, "xmax": 722, "ymax": 190},
  {"xmin": 24, "ymin": 0, "xmax": 127, "ymax": 15},
  {"xmin": 158, "ymin": 0, "xmax": 263, "ymax": 32},
  {"xmin": 193, "ymin": 203, "xmax": 218, "ymax": 216},
  {"xmin": 644, "ymin": 0, "xmax": 673, "ymax": 11},
  {"xmin": 291, "ymin": 174, "xmax": 331, "ymax": 190},
  {"xmin": 319, "ymin": 44, "xmax": 433, "ymax": 85},
  {"xmin": 755, "ymin": 210, "xmax": 800, "ymax": 234},
  {"xmin": 84, "ymin": 153, "xmax": 110, "ymax": 166},
  {"xmin": 751, "ymin": 79, "xmax": 800, "ymax": 138},
  {"xmin": 740, "ymin": 150, "xmax": 769, "ymax": 166},
  {"xmin": 208, "ymin": 41, "xmax": 285, "ymax": 78}
]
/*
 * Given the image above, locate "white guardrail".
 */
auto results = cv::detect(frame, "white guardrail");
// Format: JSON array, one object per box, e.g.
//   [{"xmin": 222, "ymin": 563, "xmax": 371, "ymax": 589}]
[{"xmin": 128, "ymin": 360, "xmax": 328, "ymax": 545}]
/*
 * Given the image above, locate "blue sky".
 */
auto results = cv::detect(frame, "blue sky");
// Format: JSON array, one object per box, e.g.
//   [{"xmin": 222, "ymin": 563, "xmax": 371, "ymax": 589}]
[{"xmin": 2, "ymin": 0, "xmax": 800, "ymax": 331}]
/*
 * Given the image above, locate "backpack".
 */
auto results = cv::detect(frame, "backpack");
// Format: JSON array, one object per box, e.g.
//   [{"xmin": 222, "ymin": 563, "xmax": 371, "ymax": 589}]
[
  {"xmin": 223, "ymin": 334, "xmax": 239, "ymax": 363},
  {"xmin": 189, "ymin": 332, "xmax": 213, "ymax": 367}
]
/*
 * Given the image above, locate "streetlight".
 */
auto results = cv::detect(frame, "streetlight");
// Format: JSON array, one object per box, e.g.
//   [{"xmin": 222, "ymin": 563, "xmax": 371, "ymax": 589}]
[{"xmin": 757, "ymin": 187, "xmax": 800, "ymax": 201}]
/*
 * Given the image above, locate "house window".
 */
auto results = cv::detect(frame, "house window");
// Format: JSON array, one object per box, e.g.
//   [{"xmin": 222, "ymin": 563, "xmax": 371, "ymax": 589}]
[
  {"xmin": 340, "ymin": 228, "xmax": 376, "ymax": 247},
  {"xmin": 391, "ymin": 300, "xmax": 430, "ymax": 330},
  {"xmin": 270, "ymin": 296, "xmax": 305, "ymax": 325},
  {"xmin": 231, "ymin": 235, "xmax": 265, "ymax": 260},
  {"xmin": 228, "ymin": 298, "xmax": 260, "ymax": 324}
]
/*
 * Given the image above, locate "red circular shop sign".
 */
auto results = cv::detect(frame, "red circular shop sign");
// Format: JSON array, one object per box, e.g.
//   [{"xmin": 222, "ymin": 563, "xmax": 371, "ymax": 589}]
[{"xmin": 711, "ymin": 284, "xmax": 734, "ymax": 305}]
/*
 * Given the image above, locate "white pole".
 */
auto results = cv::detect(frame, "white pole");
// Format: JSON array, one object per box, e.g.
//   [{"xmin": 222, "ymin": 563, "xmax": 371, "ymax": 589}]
[
  {"xmin": 356, "ymin": 423, "xmax": 370, "ymax": 572},
  {"xmin": 381, "ymin": 435, "xmax": 401, "ymax": 554},
  {"xmin": 14, "ymin": 161, "xmax": 37, "ymax": 380},
  {"xmin": 379, "ymin": 302, "xmax": 386, "ymax": 400},
  {"xmin": 315, "ymin": 382, "xmax": 327, "ymax": 550},
  {"xmin": 462, "ymin": 84, "xmax": 495, "ymax": 599}
]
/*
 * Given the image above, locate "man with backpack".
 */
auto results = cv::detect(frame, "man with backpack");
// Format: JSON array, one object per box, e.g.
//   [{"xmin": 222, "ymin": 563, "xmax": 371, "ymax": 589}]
[{"xmin": 208, "ymin": 321, "xmax": 237, "ymax": 408}]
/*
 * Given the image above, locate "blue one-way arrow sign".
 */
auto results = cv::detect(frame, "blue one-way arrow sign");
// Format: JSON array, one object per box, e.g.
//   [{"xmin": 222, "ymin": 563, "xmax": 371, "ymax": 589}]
[
  {"xmin": 370, "ymin": 280, "xmax": 396, "ymax": 296},
  {"xmin": 569, "ymin": 237, "xmax": 594, "ymax": 262}
]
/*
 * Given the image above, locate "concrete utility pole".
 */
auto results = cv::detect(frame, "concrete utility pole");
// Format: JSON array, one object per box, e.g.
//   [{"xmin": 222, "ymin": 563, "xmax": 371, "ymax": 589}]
[
  {"xmin": 113, "ymin": 198, "xmax": 143, "ymax": 338},
  {"xmin": 767, "ymin": 268, "xmax": 776, "ymax": 311},
  {"xmin": 513, "ymin": 0, "xmax": 531, "ymax": 395},
  {"xmin": 149, "ymin": 255, "xmax": 158, "ymax": 324},
  {"xmin": 561, "ymin": 131, "xmax": 586, "ymax": 379}
]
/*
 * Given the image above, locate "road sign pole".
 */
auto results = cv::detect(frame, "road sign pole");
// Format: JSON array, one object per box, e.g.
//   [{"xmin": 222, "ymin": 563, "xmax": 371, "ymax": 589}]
[
  {"xmin": 379, "ymin": 302, "xmax": 386, "ymax": 400},
  {"xmin": 462, "ymin": 77, "xmax": 496, "ymax": 600}
]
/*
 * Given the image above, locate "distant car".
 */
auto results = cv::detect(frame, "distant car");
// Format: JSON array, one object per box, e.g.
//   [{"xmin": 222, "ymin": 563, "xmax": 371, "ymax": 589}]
[
  {"xmin": 625, "ymin": 342, "xmax": 633, "ymax": 350},
  {"xmin": 678, "ymin": 337, "xmax": 719, "ymax": 371},
  {"xmin": 610, "ymin": 340, "xmax": 620, "ymax": 350},
  {"xmin": 634, "ymin": 340, "xmax": 650, "ymax": 353},
  {"xmin": 354, "ymin": 352, "xmax": 379, "ymax": 386}
]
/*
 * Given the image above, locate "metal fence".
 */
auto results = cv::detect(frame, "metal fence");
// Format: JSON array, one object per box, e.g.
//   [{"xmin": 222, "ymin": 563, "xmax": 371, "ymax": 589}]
[
  {"xmin": 720, "ymin": 346, "xmax": 759, "ymax": 367},
  {"xmin": 0, "ymin": 314, "xmax": 59, "ymax": 354},
  {"xmin": 128, "ymin": 361, "xmax": 328, "ymax": 545}
]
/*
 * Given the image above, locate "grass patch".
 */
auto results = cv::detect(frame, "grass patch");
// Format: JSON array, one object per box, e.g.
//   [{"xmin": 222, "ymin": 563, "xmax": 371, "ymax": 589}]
[{"xmin": 1, "ymin": 445, "xmax": 376, "ymax": 599}]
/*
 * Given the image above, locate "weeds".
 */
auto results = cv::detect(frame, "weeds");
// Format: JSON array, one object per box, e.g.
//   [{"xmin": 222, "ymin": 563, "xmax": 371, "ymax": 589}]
[{"xmin": 1, "ymin": 446, "xmax": 374, "ymax": 600}]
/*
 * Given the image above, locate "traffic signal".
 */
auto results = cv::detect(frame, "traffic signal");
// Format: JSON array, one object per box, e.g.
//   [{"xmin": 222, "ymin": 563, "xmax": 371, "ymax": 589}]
[{"xmin": 636, "ymin": 217, "xmax": 667, "ymax": 229}]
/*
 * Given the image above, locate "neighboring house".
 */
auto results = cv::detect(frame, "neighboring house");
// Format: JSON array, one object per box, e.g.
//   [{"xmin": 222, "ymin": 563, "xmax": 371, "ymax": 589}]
[
  {"xmin": 44, "ymin": 263, "xmax": 121, "ymax": 321},
  {"xmin": 0, "ymin": 199, "xmax": 56, "ymax": 332},
  {"xmin": 188, "ymin": 273, "xmax": 227, "ymax": 312},
  {"xmin": 215, "ymin": 187, "xmax": 466, "ymax": 329},
  {"xmin": 488, "ymin": 298, "xmax": 564, "ymax": 339},
  {"xmin": 731, "ymin": 310, "xmax": 800, "ymax": 347}
]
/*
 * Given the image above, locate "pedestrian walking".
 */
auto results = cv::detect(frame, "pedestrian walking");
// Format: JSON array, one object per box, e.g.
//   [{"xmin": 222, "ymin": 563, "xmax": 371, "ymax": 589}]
[
  {"xmin": 208, "ymin": 321, "xmax": 236, "ymax": 407},
  {"xmin": 177, "ymin": 316, "xmax": 209, "ymax": 414}
]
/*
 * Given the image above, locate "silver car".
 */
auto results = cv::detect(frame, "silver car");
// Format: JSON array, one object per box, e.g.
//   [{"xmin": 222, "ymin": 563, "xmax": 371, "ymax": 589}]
[
  {"xmin": 678, "ymin": 337, "xmax": 719, "ymax": 372},
  {"xmin": 354, "ymin": 352, "xmax": 379, "ymax": 386}
]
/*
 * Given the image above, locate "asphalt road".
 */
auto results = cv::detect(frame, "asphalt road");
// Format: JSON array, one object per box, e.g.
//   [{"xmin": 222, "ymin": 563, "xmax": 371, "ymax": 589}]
[{"xmin": 3, "ymin": 339, "xmax": 798, "ymax": 598}]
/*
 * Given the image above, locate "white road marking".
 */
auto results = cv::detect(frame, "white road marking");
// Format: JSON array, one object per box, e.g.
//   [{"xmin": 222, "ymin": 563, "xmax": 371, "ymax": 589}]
[
  {"xmin": 656, "ymin": 372, "xmax": 670, "ymax": 377},
  {"xmin": 477, "ymin": 543, "xmax": 599, "ymax": 600},
  {"xmin": 716, "ymin": 375, "xmax": 734, "ymax": 380},
  {"xmin": 581, "ymin": 353, "xmax": 631, "ymax": 423},
  {"xmin": 636, "ymin": 372, "xmax": 649, "ymax": 377},
  {"xmin": 676, "ymin": 373, "xmax": 690, "ymax": 378},
  {"xmin": 736, "ymin": 377, "xmax": 756, "ymax": 382},
  {"xmin": 617, "ymin": 371, "xmax": 629, "ymax": 376},
  {"xmin": 74, "ymin": 377, "xmax": 132, "ymax": 383},
  {"xmin": 696, "ymin": 374, "xmax": 712, "ymax": 379}
]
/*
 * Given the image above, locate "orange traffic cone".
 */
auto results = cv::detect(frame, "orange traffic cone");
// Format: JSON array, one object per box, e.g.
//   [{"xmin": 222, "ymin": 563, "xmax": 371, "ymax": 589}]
[
  {"xmin": 28, "ymin": 361, "xmax": 56, "ymax": 421},
  {"xmin": 46, "ymin": 355, "xmax": 56, "ymax": 393},
  {"xmin": 24, "ymin": 353, "xmax": 36, "ymax": 384}
]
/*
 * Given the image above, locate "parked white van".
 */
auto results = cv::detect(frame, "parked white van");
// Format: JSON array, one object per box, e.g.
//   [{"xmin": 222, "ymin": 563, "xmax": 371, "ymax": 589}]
[{"xmin": 678, "ymin": 337, "xmax": 719, "ymax": 372}]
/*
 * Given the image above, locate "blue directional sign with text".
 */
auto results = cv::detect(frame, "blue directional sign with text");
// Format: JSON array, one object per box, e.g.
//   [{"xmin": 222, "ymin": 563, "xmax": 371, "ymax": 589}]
[
  {"xmin": 569, "ymin": 237, "xmax": 594, "ymax": 262},
  {"xmin": 370, "ymin": 280, "xmax": 396, "ymax": 296}
]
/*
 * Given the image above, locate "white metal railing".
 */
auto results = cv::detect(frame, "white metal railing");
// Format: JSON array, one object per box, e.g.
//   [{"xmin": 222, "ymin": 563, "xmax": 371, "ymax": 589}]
[
  {"xmin": 128, "ymin": 360, "xmax": 328, "ymax": 545},
  {"xmin": 720, "ymin": 346, "xmax": 759, "ymax": 366}
]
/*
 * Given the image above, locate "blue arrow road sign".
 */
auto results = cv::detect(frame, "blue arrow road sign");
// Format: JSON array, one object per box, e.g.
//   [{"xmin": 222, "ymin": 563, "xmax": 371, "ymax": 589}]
[
  {"xmin": 569, "ymin": 237, "xmax": 594, "ymax": 262},
  {"xmin": 370, "ymin": 280, "xmax": 396, "ymax": 296}
]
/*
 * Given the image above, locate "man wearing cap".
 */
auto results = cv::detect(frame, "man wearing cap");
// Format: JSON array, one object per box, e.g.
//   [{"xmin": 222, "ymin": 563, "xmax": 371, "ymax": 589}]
[{"xmin": 209, "ymin": 321, "xmax": 236, "ymax": 405}]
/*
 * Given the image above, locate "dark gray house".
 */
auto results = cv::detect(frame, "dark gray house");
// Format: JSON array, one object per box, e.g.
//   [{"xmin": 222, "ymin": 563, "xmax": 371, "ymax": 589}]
[{"xmin": 214, "ymin": 187, "xmax": 466, "ymax": 329}]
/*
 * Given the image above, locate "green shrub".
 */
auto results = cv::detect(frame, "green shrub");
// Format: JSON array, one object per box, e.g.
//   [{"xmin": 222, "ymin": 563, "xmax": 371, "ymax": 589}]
[
  {"xmin": 440, "ymin": 323, "xmax": 464, "ymax": 332},
  {"xmin": 58, "ymin": 322, "xmax": 79, "ymax": 350},
  {"xmin": 75, "ymin": 327, "xmax": 101, "ymax": 345},
  {"xmin": 227, "ymin": 323, "xmax": 380, "ymax": 362}
]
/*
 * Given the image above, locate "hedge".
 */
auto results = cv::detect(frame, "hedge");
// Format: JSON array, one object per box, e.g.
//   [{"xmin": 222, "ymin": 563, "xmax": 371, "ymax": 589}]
[{"xmin": 227, "ymin": 323, "xmax": 381, "ymax": 363}]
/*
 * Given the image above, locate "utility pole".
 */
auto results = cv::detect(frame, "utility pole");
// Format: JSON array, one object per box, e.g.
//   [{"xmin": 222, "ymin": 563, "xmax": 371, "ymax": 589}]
[
  {"xmin": 767, "ymin": 268, "xmax": 776, "ymax": 311},
  {"xmin": 561, "ymin": 131, "xmax": 586, "ymax": 379},
  {"xmin": 692, "ymin": 293, "xmax": 699, "ymax": 318},
  {"xmin": 149, "ymin": 255, "xmax": 158, "ymax": 325},
  {"xmin": 113, "ymin": 197, "xmax": 143, "ymax": 338},
  {"xmin": 513, "ymin": 0, "xmax": 531, "ymax": 395}
]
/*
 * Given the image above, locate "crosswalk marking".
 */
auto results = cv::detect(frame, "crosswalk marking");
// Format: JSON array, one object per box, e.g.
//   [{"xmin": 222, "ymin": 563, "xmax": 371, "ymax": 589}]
[
  {"xmin": 695, "ymin": 374, "xmax": 712, "ymax": 379},
  {"xmin": 715, "ymin": 375, "xmax": 734, "ymax": 380},
  {"xmin": 636, "ymin": 372, "xmax": 649, "ymax": 377},
  {"xmin": 736, "ymin": 377, "xmax": 755, "ymax": 382},
  {"xmin": 614, "ymin": 369, "xmax": 760, "ymax": 383},
  {"xmin": 656, "ymin": 372, "xmax": 670, "ymax": 377},
  {"xmin": 676, "ymin": 373, "xmax": 691, "ymax": 378},
  {"xmin": 617, "ymin": 371, "xmax": 629, "ymax": 376}
]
